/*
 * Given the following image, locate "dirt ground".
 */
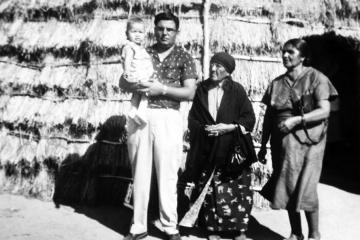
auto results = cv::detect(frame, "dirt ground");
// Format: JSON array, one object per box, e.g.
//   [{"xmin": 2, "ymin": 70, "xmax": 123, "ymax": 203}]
[{"xmin": 1, "ymin": 180, "xmax": 360, "ymax": 240}]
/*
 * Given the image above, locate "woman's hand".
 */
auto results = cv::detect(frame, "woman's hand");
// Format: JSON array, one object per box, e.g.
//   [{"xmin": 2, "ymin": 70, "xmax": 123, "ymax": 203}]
[
  {"xmin": 205, "ymin": 123, "xmax": 236, "ymax": 137},
  {"xmin": 278, "ymin": 116, "xmax": 301, "ymax": 133}
]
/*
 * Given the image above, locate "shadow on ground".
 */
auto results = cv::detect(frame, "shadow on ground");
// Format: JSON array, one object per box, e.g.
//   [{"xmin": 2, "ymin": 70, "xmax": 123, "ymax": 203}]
[
  {"xmin": 181, "ymin": 215, "xmax": 284, "ymax": 240},
  {"xmin": 53, "ymin": 201, "xmax": 284, "ymax": 240}
]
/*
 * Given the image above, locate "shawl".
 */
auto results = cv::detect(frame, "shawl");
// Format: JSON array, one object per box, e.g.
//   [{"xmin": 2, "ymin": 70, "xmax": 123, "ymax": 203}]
[{"xmin": 184, "ymin": 77, "xmax": 256, "ymax": 182}]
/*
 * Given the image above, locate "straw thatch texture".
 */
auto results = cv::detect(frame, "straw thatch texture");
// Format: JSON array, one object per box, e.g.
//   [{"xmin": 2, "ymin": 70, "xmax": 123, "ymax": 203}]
[
  {"xmin": 232, "ymin": 59, "xmax": 285, "ymax": 100},
  {"xmin": 0, "ymin": 60, "xmax": 39, "ymax": 87},
  {"xmin": 0, "ymin": 0, "xmax": 93, "ymax": 10},
  {"xmin": 276, "ymin": 23, "xmax": 326, "ymax": 44},
  {"xmin": 0, "ymin": 0, "xmax": 359, "ymax": 207},
  {"xmin": 1, "ymin": 96, "xmax": 131, "ymax": 129},
  {"xmin": 1, "ymin": 0, "xmax": 359, "ymax": 24},
  {"xmin": 0, "ymin": 19, "xmax": 323, "ymax": 63},
  {"xmin": 0, "ymin": 56, "xmax": 281, "ymax": 106},
  {"xmin": 335, "ymin": 27, "xmax": 360, "ymax": 40},
  {"xmin": 3, "ymin": 16, "xmax": 357, "ymax": 61}
]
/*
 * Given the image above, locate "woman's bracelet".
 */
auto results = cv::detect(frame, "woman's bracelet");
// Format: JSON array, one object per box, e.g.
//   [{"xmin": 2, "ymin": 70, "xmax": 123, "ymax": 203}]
[
  {"xmin": 301, "ymin": 115, "xmax": 306, "ymax": 126},
  {"xmin": 161, "ymin": 85, "xmax": 168, "ymax": 95}
]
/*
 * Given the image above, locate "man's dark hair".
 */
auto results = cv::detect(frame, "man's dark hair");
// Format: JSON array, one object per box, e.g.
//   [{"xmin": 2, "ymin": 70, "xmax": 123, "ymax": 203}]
[{"xmin": 154, "ymin": 12, "xmax": 179, "ymax": 30}]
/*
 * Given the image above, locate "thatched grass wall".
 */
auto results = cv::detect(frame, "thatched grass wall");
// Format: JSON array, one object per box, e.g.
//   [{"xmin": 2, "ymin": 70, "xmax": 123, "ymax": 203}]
[{"xmin": 0, "ymin": 0, "xmax": 359, "ymax": 208}]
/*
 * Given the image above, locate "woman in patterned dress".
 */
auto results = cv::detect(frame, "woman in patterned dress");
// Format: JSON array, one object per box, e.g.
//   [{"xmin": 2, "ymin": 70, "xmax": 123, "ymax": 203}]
[
  {"xmin": 185, "ymin": 52, "xmax": 257, "ymax": 240},
  {"xmin": 258, "ymin": 38, "xmax": 338, "ymax": 240}
]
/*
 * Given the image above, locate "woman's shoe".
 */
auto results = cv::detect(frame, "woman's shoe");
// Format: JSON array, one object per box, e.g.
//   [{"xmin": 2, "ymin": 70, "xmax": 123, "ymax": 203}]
[
  {"xmin": 283, "ymin": 233, "xmax": 304, "ymax": 240},
  {"xmin": 208, "ymin": 235, "xmax": 221, "ymax": 240}
]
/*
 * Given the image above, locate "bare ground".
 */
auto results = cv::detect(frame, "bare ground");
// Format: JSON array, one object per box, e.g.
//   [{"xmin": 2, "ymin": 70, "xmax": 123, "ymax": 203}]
[{"xmin": 1, "ymin": 181, "xmax": 360, "ymax": 240}]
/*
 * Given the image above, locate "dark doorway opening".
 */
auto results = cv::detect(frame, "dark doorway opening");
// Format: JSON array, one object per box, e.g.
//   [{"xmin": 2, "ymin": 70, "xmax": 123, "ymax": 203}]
[{"xmin": 304, "ymin": 32, "xmax": 360, "ymax": 193}]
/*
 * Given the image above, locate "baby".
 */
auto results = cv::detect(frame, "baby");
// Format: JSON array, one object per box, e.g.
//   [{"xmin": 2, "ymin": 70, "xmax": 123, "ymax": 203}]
[{"xmin": 122, "ymin": 17, "xmax": 154, "ymax": 126}]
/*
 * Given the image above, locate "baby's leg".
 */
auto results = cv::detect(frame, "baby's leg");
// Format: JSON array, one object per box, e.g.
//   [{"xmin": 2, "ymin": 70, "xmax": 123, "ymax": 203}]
[
  {"xmin": 128, "ymin": 93, "xmax": 146, "ymax": 126},
  {"xmin": 134, "ymin": 95, "xmax": 148, "ymax": 125}
]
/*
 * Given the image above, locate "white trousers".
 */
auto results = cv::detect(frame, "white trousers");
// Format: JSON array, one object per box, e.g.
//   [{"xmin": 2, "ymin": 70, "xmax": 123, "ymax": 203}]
[{"xmin": 126, "ymin": 108, "xmax": 183, "ymax": 235}]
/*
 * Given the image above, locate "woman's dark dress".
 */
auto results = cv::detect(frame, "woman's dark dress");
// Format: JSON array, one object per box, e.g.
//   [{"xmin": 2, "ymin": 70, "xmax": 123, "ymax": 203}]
[{"xmin": 186, "ymin": 77, "xmax": 256, "ymax": 232}]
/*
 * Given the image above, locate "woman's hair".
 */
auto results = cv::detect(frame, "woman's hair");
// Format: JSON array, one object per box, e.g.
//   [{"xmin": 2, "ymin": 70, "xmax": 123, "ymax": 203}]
[
  {"xmin": 126, "ymin": 16, "xmax": 144, "ymax": 33},
  {"xmin": 154, "ymin": 12, "xmax": 179, "ymax": 30},
  {"xmin": 284, "ymin": 38, "xmax": 310, "ymax": 60}
]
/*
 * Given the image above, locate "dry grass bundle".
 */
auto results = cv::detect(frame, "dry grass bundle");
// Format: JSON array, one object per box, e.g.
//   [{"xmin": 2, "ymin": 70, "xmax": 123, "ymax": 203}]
[
  {"xmin": 1, "ymin": 17, "xmax": 274, "ymax": 58},
  {"xmin": 335, "ymin": 28, "xmax": 360, "ymax": 40},
  {"xmin": 0, "ymin": 22, "xmax": 9, "ymax": 45},
  {"xmin": 1, "ymin": 96, "xmax": 33, "ymax": 123},
  {"xmin": 6, "ymin": 20, "xmax": 85, "ymax": 49},
  {"xmin": 0, "ymin": 95, "xmax": 10, "ymax": 110},
  {"xmin": 0, "ymin": 60, "xmax": 40, "ymax": 85},
  {"xmin": 38, "ymin": 65, "xmax": 87, "ymax": 88},
  {"xmin": 0, "ymin": 18, "xmax": 23, "ymax": 38},
  {"xmin": 3, "ymin": 16, "xmax": 329, "ymax": 62},
  {"xmin": 0, "ymin": 133, "xmax": 21, "ymax": 165},
  {"xmin": 53, "ymin": 99, "xmax": 90, "ymax": 125},
  {"xmin": 0, "ymin": 59, "xmax": 129, "ymax": 99},
  {"xmin": 1, "ymin": 19, "xmax": 142, "ymax": 55},
  {"xmin": 87, "ymin": 100, "xmax": 131, "ymax": 127},
  {"xmin": 27, "ymin": 168, "xmax": 56, "ymax": 200},
  {"xmin": 208, "ymin": 17, "xmax": 275, "ymax": 55},
  {"xmin": 0, "ymin": 0, "xmax": 93, "ymax": 10},
  {"xmin": 279, "ymin": 0, "xmax": 328, "ymax": 19},
  {"xmin": 0, "ymin": 95, "xmax": 132, "ymax": 136},
  {"xmin": 1, "ymin": 97, "xmax": 60, "ymax": 126},
  {"xmin": 36, "ymin": 138, "xmax": 68, "ymax": 163},
  {"xmin": 86, "ymin": 63, "xmax": 126, "ymax": 99},
  {"xmin": 232, "ymin": 59, "xmax": 285, "ymax": 100},
  {"xmin": 13, "ymin": 137, "xmax": 38, "ymax": 165},
  {"xmin": 85, "ymin": 18, "xmax": 126, "ymax": 47},
  {"xmin": 276, "ymin": 22, "xmax": 325, "ymax": 45},
  {"xmin": 176, "ymin": 17, "xmax": 203, "ymax": 45}
]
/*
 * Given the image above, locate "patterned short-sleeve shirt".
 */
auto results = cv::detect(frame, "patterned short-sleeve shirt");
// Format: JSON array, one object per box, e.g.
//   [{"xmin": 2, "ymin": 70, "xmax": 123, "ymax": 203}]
[{"xmin": 146, "ymin": 45, "xmax": 197, "ymax": 109}]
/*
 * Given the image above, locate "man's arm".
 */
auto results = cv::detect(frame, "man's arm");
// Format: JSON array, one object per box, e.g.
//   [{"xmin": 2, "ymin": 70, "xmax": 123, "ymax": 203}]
[{"xmin": 137, "ymin": 78, "xmax": 196, "ymax": 100}]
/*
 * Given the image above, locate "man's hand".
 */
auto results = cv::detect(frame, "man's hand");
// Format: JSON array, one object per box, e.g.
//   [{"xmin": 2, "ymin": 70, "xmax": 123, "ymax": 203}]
[{"xmin": 137, "ymin": 81, "xmax": 165, "ymax": 96}]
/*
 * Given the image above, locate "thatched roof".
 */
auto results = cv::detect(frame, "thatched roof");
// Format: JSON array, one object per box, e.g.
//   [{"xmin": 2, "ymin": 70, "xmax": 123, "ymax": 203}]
[
  {"xmin": 1, "ymin": 96, "xmax": 131, "ymax": 127},
  {"xmin": 1, "ymin": 0, "xmax": 359, "ymax": 20},
  {"xmin": 3, "ymin": 16, "xmax": 352, "ymax": 61}
]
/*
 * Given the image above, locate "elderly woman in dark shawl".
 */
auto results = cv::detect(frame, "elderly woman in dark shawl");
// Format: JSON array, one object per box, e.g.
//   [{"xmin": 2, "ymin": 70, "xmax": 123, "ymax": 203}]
[
  {"xmin": 258, "ymin": 38, "xmax": 338, "ymax": 240},
  {"xmin": 184, "ymin": 52, "xmax": 257, "ymax": 240}
]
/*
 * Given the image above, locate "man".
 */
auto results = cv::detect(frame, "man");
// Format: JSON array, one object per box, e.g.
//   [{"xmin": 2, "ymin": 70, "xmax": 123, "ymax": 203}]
[{"xmin": 121, "ymin": 12, "xmax": 197, "ymax": 240}]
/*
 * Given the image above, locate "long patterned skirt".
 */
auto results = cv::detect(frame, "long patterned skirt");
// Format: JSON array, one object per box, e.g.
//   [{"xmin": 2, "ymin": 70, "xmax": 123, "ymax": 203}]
[{"xmin": 197, "ymin": 167, "xmax": 253, "ymax": 232}]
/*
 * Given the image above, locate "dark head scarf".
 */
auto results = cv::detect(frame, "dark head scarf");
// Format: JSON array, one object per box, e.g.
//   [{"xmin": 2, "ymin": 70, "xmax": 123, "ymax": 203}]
[{"xmin": 210, "ymin": 52, "xmax": 236, "ymax": 73}]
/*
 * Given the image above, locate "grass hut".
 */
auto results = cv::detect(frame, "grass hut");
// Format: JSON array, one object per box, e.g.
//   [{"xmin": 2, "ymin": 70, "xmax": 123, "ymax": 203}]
[{"xmin": 0, "ymin": 0, "xmax": 359, "ymax": 208}]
